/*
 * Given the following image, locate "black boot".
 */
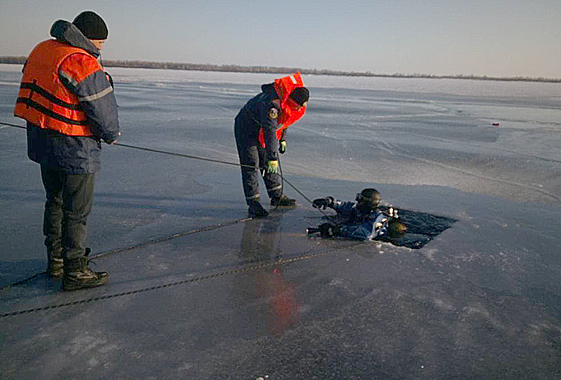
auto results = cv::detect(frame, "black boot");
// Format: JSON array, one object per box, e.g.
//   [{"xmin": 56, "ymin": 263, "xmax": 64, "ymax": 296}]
[
  {"xmin": 248, "ymin": 200, "xmax": 269, "ymax": 218},
  {"xmin": 62, "ymin": 248, "xmax": 108, "ymax": 291},
  {"xmin": 271, "ymin": 194, "xmax": 296, "ymax": 207}
]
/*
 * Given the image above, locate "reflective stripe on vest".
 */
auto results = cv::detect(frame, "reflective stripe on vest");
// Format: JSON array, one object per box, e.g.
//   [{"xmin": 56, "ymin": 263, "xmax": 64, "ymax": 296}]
[{"xmin": 14, "ymin": 39, "xmax": 92, "ymax": 136}]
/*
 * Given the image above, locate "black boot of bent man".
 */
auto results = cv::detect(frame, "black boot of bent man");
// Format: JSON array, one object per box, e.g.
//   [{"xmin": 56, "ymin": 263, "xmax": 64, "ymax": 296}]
[
  {"xmin": 248, "ymin": 200, "xmax": 269, "ymax": 218},
  {"xmin": 271, "ymin": 194, "xmax": 296, "ymax": 207},
  {"xmin": 62, "ymin": 249, "xmax": 108, "ymax": 291}
]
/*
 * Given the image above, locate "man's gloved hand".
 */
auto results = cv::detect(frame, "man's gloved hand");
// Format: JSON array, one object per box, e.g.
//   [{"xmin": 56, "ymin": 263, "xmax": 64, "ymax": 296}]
[
  {"xmin": 312, "ymin": 196, "xmax": 333, "ymax": 209},
  {"xmin": 279, "ymin": 140, "xmax": 287, "ymax": 154},
  {"xmin": 318, "ymin": 223, "xmax": 342, "ymax": 238},
  {"xmin": 266, "ymin": 160, "xmax": 279, "ymax": 174}
]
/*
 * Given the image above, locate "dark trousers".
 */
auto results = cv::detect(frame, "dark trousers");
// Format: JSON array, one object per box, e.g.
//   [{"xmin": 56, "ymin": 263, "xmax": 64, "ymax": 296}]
[
  {"xmin": 235, "ymin": 126, "xmax": 282, "ymax": 205},
  {"xmin": 40, "ymin": 166, "xmax": 95, "ymax": 262}
]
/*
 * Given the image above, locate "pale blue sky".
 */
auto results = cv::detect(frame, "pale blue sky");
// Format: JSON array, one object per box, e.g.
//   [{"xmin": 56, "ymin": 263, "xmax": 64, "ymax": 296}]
[{"xmin": 1, "ymin": 0, "xmax": 560, "ymax": 78}]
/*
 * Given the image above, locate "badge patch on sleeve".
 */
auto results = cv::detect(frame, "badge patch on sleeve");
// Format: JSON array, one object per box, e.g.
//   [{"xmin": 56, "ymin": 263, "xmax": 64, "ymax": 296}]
[{"xmin": 268, "ymin": 108, "xmax": 278, "ymax": 120}]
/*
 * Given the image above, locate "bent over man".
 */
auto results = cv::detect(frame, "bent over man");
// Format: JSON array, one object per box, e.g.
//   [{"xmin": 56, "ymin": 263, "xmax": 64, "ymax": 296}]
[
  {"xmin": 14, "ymin": 11, "xmax": 120, "ymax": 290},
  {"xmin": 234, "ymin": 72, "xmax": 309, "ymax": 217}
]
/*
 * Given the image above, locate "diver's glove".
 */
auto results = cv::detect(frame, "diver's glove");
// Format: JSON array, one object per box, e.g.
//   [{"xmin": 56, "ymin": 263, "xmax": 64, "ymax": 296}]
[
  {"xmin": 312, "ymin": 196, "xmax": 334, "ymax": 210},
  {"xmin": 279, "ymin": 140, "xmax": 287, "ymax": 154},
  {"xmin": 319, "ymin": 223, "xmax": 342, "ymax": 238},
  {"xmin": 266, "ymin": 160, "xmax": 279, "ymax": 174}
]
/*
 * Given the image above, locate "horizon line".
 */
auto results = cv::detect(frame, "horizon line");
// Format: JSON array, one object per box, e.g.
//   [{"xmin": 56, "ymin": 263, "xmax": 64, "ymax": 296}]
[{"xmin": 1, "ymin": 56, "xmax": 559, "ymax": 83}]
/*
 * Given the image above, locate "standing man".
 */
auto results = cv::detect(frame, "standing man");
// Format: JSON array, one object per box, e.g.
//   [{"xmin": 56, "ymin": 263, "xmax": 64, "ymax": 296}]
[
  {"xmin": 14, "ymin": 11, "xmax": 120, "ymax": 290},
  {"xmin": 234, "ymin": 72, "xmax": 309, "ymax": 217}
]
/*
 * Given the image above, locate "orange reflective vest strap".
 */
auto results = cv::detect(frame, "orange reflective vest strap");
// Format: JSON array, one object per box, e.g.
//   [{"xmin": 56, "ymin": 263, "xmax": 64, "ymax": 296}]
[
  {"xmin": 275, "ymin": 100, "xmax": 306, "ymax": 138},
  {"xmin": 258, "ymin": 128, "xmax": 267, "ymax": 149},
  {"xmin": 14, "ymin": 39, "xmax": 92, "ymax": 137}
]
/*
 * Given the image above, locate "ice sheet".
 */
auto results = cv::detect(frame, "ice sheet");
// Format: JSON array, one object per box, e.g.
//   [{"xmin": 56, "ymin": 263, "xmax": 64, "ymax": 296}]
[{"xmin": 1, "ymin": 65, "xmax": 561, "ymax": 379}]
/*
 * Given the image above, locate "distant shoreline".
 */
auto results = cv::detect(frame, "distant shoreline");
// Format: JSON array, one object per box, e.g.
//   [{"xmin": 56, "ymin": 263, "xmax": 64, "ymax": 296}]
[{"xmin": 1, "ymin": 56, "xmax": 559, "ymax": 84}]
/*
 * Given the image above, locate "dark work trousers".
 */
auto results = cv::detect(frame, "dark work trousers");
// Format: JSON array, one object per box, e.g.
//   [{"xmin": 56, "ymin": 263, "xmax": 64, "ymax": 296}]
[
  {"xmin": 235, "ymin": 123, "xmax": 282, "ymax": 205},
  {"xmin": 40, "ymin": 166, "xmax": 95, "ymax": 262}
]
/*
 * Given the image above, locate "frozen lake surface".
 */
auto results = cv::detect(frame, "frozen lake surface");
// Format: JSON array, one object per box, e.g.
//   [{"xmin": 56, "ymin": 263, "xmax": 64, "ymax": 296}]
[{"xmin": 1, "ymin": 64, "xmax": 561, "ymax": 379}]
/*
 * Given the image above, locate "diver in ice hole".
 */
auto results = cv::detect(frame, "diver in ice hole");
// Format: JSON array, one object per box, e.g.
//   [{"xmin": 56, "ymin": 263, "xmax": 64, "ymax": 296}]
[
  {"xmin": 234, "ymin": 72, "xmax": 309, "ymax": 218},
  {"xmin": 308, "ymin": 188, "xmax": 407, "ymax": 241}
]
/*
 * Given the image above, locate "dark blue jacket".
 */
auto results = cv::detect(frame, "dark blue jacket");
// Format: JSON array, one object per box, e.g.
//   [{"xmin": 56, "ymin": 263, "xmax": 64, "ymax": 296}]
[
  {"xmin": 235, "ymin": 83, "xmax": 282, "ymax": 162},
  {"xmin": 25, "ymin": 20, "xmax": 119, "ymax": 174}
]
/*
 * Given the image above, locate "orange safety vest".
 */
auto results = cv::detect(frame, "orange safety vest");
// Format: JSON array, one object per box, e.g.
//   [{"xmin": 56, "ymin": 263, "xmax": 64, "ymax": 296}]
[
  {"xmin": 258, "ymin": 72, "xmax": 307, "ymax": 148},
  {"xmin": 14, "ymin": 39, "xmax": 94, "ymax": 136}
]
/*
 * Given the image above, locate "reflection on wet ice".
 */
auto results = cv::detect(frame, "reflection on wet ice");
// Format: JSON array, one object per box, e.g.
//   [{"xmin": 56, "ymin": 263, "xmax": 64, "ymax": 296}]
[{"xmin": 236, "ymin": 212, "xmax": 299, "ymax": 336}]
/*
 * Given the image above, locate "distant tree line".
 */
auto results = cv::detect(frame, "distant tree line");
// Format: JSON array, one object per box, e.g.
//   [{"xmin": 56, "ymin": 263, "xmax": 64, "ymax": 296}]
[{"xmin": 1, "ymin": 56, "xmax": 560, "ymax": 83}]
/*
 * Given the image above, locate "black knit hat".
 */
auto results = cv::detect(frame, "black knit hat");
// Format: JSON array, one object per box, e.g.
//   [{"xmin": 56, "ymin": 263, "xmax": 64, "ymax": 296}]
[
  {"xmin": 73, "ymin": 11, "xmax": 108, "ymax": 40},
  {"xmin": 289, "ymin": 87, "xmax": 310, "ymax": 106}
]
